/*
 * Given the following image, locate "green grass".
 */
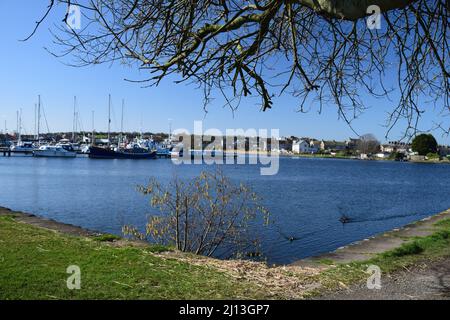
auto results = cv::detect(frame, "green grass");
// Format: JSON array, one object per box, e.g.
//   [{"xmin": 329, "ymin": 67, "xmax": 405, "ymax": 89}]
[
  {"xmin": 318, "ymin": 258, "xmax": 335, "ymax": 265},
  {"xmin": 92, "ymin": 234, "xmax": 122, "ymax": 242},
  {"xmin": 2, "ymin": 213, "xmax": 450, "ymax": 300},
  {"xmin": 309, "ymin": 218, "xmax": 450, "ymax": 294},
  {"xmin": 382, "ymin": 241, "xmax": 424, "ymax": 258},
  {"xmin": 0, "ymin": 215, "xmax": 265, "ymax": 300}
]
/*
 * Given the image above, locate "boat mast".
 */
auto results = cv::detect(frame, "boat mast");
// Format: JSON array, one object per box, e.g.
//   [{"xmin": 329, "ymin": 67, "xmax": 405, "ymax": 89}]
[
  {"xmin": 72, "ymin": 96, "xmax": 77, "ymax": 142},
  {"xmin": 37, "ymin": 95, "xmax": 41, "ymax": 146},
  {"xmin": 18, "ymin": 109, "xmax": 22, "ymax": 143},
  {"xmin": 16, "ymin": 110, "xmax": 19, "ymax": 139},
  {"xmin": 120, "ymin": 99, "xmax": 124, "ymax": 146},
  {"xmin": 140, "ymin": 113, "xmax": 143, "ymax": 140},
  {"xmin": 107, "ymin": 94, "xmax": 111, "ymax": 146},
  {"xmin": 91, "ymin": 110, "xmax": 95, "ymax": 146},
  {"xmin": 34, "ymin": 103, "xmax": 37, "ymax": 140},
  {"xmin": 168, "ymin": 118, "xmax": 172, "ymax": 142}
]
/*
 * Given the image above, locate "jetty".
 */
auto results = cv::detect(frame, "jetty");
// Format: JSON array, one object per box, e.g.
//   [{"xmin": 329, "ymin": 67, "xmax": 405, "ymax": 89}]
[{"xmin": 0, "ymin": 147, "xmax": 34, "ymax": 157}]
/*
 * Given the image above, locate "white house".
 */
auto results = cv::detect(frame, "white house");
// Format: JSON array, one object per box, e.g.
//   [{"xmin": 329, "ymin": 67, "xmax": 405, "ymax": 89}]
[
  {"xmin": 292, "ymin": 140, "xmax": 319, "ymax": 154},
  {"xmin": 381, "ymin": 141, "xmax": 411, "ymax": 154}
]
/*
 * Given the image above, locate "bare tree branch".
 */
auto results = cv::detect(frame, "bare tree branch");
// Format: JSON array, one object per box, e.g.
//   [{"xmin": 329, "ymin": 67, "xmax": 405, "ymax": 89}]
[{"xmin": 26, "ymin": 0, "xmax": 450, "ymax": 138}]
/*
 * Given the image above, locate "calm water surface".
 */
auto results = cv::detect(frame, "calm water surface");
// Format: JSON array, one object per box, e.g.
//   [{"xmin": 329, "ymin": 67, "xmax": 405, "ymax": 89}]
[{"xmin": 1, "ymin": 155, "xmax": 449, "ymax": 264}]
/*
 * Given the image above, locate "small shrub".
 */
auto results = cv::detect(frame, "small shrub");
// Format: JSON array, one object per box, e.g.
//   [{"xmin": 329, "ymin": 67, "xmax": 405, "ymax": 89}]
[
  {"xmin": 426, "ymin": 152, "xmax": 440, "ymax": 160},
  {"xmin": 389, "ymin": 152, "xmax": 405, "ymax": 161},
  {"xmin": 123, "ymin": 170, "xmax": 269, "ymax": 258},
  {"xmin": 435, "ymin": 218, "xmax": 450, "ymax": 228},
  {"xmin": 93, "ymin": 234, "xmax": 121, "ymax": 242},
  {"xmin": 146, "ymin": 244, "xmax": 172, "ymax": 253},
  {"xmin": 384, "ymin": 241, "xmax": 423, "ymax": 257},
  {"xmin": 431, "ymin": 230, "xmax": 450, "ymax": 240}
]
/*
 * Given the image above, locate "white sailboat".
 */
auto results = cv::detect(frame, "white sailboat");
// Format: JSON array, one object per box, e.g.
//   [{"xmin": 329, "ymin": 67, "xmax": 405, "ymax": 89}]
[
  {"xmin": 32, "ymin": 96, "xmax": 76, "ymax": 158},
  {"xmin": 10, "ymin": 109, "xmax": 34, "ymax": 153},
  {"xmin": 33, "ymin": 145, "xmax": 77, "ymax": 158}
]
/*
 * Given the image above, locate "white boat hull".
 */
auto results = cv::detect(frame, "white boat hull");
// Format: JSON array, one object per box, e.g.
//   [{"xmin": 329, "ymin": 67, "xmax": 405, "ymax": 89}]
[{"xmin": 33, "ymin": 150, "xmax": 77, "ymax": 158}]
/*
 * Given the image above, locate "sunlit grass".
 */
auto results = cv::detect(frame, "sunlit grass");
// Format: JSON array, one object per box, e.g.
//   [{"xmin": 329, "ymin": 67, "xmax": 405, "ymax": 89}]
[{"xmin": 0, "ymin": 215, "xmax": 265, "ymax": 300}]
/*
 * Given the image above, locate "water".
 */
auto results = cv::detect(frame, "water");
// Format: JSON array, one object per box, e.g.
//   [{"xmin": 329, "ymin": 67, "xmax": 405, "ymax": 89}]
[{"xmin": 1, "ymin": 155, "xmax": 449, "ymax": 265}]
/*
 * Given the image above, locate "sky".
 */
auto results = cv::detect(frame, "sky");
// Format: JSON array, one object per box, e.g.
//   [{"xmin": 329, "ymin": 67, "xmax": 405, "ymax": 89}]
[{"xmin": 0, "ymin": 1, "xmax": 448, "ymax": 144}]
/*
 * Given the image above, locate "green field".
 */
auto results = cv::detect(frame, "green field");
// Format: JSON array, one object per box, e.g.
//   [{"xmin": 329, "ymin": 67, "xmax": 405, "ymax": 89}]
[{"xmin": 0, "ymin": 215, "xmax": 265, "ymax": 299}]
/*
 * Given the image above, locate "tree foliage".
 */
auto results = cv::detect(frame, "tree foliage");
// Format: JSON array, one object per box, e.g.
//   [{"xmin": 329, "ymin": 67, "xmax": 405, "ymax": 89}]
[
  {"xmin": 29, "ymin": 0, "xmax": 450, "ymax": 136},
  {"xmin": 357, "ymin": 133, "xmax": 380, "ymax": 154},
  {"xmin": 411, "ymin": 133, "xmax": 438, "ymax": 155},
  {"xmin": 123, "ymin": 170, "xmax": 269, "ymax": 257}
]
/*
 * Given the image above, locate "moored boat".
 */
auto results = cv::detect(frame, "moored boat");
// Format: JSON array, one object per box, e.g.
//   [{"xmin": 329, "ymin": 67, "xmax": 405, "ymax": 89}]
[
  {"xmin": 33, "ymin": 145, "xmax": 77, "ymax": 158},
  {"xmin": 88, "ymin": 145, "xmax": 157, "ymax": 159},
  {"xmin": 10, "ymin": 141, "xmax": 35, "ymax": 153}
]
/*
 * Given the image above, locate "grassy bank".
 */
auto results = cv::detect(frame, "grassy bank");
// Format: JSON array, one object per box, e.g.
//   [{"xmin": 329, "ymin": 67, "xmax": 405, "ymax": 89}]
[
  {"xmin": 308, "ymin": 217, "xmax": 450, "ymax": 296},
  {"xmin": 0, "ymin": 214, "xmax": 266, "ymax": 299},
  {"xmin": 1, "ymin": 210, "xmax": 450, "ymax": 299}
]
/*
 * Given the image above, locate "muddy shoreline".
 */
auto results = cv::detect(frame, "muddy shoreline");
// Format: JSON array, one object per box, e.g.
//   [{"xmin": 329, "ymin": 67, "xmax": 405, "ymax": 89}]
[{"xmin": 0, "ymin": 206, "xmax": 103, "ymax": 237}]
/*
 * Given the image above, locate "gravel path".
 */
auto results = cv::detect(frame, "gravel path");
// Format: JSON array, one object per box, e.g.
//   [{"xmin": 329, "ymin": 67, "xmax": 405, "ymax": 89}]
[{"xmin": 318, "ymin": 257, "xmax": 450, "ymax": 300}]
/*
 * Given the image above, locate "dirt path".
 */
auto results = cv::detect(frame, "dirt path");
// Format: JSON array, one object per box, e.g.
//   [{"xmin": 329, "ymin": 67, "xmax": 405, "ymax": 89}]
[{"xmin": 317, "ymin": 257, "xmax": 450, "ymax": 300}]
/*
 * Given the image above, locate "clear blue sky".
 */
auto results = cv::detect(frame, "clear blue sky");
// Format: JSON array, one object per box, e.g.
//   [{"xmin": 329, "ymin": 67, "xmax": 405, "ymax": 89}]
[{"xmin": 0, "ymin": 1, "xmax": 448, "ymax": 144}]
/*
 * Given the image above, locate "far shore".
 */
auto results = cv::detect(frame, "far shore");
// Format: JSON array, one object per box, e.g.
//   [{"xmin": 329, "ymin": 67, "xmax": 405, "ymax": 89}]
[{"xmin": 227, "ymin": 149, "xmax": 450, "ymax": 164}]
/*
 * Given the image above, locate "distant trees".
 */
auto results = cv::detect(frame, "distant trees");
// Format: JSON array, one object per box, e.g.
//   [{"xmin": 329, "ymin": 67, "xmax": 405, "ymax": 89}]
[
  {"xmin": 357, "ymin": 134, "xmax": 380, "ymax": 154},
  {"xmin": 412, "ymin": 134, "xmax": 438, "ymax": 155},
  {"xmin": 389, "ymin": 151, "xmax": 406, "ymax": 161},
  {"xmin": 123, "ymin": 170, "xmax": 269, "ymax": 258}
]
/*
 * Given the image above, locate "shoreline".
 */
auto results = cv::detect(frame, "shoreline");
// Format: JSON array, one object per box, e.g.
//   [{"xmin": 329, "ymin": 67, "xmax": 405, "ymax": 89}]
[
  {"xmin": 2, "ymin": 205, "xmax": 449, "ymax": 267},
  {"xmin": 293, "ymin": 208, "xmax": 450, "ymax": 267},
  {"xmin": 1, "ymin": 205, "xmax": 450, "ymax": 299},
  {"xmin": 0, "ymin": 206, "xmax": 103, "ymax": 238}
]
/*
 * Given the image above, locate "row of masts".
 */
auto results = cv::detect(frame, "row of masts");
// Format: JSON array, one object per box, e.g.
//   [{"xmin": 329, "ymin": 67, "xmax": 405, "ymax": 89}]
[
  {"xmin": 12, "ymin": 95, "xmax": 112, "ymax": 146},
  {"xmin": 9, "ymin": 94, "xmax": 171, "ymax": 147},
  {"xmin": 8, "ymin": 96, "xmax": 41, "ymax": 144}
]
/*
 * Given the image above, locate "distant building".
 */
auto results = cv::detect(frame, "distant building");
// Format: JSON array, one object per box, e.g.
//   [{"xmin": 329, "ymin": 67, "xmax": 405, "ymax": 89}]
[
  {"xmin": 438, "ymin": 145, "xmax": 450, "ymax": 157},
  {"xmin": 380, "ymin": 141, "xmax": 411, "ymax": 154},
  {"xmin": 360, "ymin": 153, "xmax": 369, "ymax": 160},
  {"xmin": 320, "ymin": 140, "xmax": 347, "ymax": 152},
  {"xmin": 310, "ymin": 140, "xmax": 322, "ymax": 151},
  {"xmin": 346, "ymin": 138, "xmax": 361, "ymax": 151},
  {"xmin": 292, "ymin": 139, "xmax": 319, "ymax": 154},
  {"xmin": 277, "ymin": 138, "xmax": 292, "ymax": 153}
]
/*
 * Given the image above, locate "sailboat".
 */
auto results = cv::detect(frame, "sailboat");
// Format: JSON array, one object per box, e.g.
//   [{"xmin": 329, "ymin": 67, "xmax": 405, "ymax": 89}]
[
  {"xmin": 88, "ymin": 96, "xmax": 156, "ymax": 159},
  {"xmin": 10, "ymin": 109, "xmax": 34, "ymax": 153},
  {"xmin": 33, "ymin": 145, "xmax": 77, "ymax": 158},
  {"xmin": 31, "ymin": 95, "xmax": 77, "ymax": 158}
]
